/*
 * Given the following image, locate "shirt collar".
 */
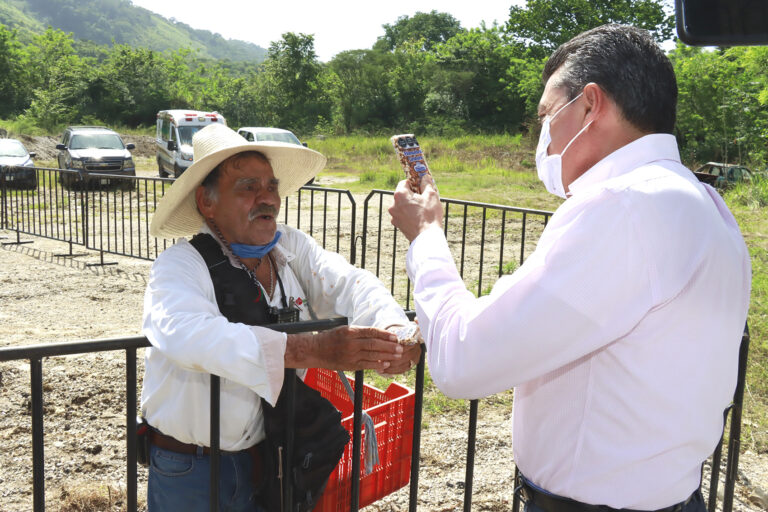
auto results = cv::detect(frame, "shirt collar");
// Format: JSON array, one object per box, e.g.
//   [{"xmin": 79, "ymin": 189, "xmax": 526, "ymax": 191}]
[
  {"xmin": 568, "ymin": 134, "xmax": 681, "ymax": 196},
  {"xmin": 198, "ymin": 224, "xmax": 295, "ymax": 268}
]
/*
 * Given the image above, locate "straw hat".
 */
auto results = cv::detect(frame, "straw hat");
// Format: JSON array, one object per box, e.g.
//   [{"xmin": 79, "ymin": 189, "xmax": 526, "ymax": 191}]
[{"xmin": 150, "ymin": 123, "xmax": 326, "ymax": 239}]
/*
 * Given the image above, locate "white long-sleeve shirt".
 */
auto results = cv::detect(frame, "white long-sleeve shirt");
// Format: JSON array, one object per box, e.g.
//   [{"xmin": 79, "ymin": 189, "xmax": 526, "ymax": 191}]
[
  {"xmin": 406, "ymin": 134, "xmax": 751, "ymax": 510},
  {"xmin": 141, "ymin": 224, "xmax": 408, "ymax": 451}
]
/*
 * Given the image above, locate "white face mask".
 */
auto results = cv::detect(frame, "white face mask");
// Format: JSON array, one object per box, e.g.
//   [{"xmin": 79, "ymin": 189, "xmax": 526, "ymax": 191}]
[{"xmin": 535, "ymin": 92, "xmax": 593, "ymax": 198}]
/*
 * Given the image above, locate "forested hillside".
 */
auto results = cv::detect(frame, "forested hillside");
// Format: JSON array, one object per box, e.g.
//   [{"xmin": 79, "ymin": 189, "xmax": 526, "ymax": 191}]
[{"xmin": 0, "ymin": 0, "xmax": 266, "ymax": 62}]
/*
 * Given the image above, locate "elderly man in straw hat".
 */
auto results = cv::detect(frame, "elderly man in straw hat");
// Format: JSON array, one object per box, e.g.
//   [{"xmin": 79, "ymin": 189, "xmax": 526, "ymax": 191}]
[{"xmin": 141, "ymin": 123, "xmax": 420, "ymax": 510}]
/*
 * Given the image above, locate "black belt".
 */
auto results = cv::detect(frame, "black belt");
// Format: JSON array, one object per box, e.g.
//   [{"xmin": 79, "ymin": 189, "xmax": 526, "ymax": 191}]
[{"xmin": 515, "ymin": 475, "xmax": 695, "ymax": 512}]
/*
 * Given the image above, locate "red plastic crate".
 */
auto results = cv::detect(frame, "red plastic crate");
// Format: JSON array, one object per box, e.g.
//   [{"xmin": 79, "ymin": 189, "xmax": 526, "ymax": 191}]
[{"xmin": 304, "ymin": 368, "xmax": 415, "ymax": 512}]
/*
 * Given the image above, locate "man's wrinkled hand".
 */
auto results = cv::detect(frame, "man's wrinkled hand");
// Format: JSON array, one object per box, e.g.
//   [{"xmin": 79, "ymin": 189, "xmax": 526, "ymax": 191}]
[
  {"xmin": 388, "ymin": 174, "xmax": 443, "ymax": 242},
  {"xmin": 306, "ymin": 325, "xmax": 404, "ymax": 372},
  {"xmin": 380, "ymin": 342, "xmax": 422, "ymax": 375}
]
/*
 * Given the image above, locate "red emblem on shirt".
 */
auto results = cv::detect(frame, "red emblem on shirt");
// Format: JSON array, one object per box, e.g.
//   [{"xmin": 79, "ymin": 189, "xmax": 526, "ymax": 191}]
[{"xmin": 295, "ymin": 297, "xmax": 303, "ymax": 305}]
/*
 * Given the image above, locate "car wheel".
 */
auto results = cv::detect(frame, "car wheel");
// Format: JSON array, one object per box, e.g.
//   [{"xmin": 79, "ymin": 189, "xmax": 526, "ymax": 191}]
[
  {"xmin": 158, "ymin": 159, "xmax": 169, "ymax": 178},
  {"xmin": 173, "ymin": 164, "xmax": 182, "ymax": 178}
]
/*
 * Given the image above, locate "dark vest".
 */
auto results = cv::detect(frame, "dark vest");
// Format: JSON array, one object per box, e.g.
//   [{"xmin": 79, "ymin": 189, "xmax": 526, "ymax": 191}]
[{"xmin": 189, "ymin": 233, "xmax": 276, "ymax": 325}]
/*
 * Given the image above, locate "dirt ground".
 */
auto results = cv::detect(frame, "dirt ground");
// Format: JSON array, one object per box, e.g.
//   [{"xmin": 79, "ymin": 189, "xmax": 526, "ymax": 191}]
[
  {"xmin": 1, "ymin": 233, "xmax": 767, "ymax": 512},
  {"xmin": 1, "ymin": 134, "xmax": 767, "ymax": 511}
]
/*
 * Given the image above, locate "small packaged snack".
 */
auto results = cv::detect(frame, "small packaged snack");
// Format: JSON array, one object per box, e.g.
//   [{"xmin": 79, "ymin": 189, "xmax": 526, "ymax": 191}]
[
  {"xmin": 392, "ymin": 323, "xmax": 422, "ymax": 346},
  {"xmin": 391, "ymin": 134, "xmax": 432, "ymax": 191}
]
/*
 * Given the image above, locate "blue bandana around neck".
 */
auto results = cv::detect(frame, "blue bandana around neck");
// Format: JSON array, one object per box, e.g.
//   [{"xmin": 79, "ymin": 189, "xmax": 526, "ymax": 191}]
[{"xmin": 230, "ymin": 231, "xmax": 282, "ymax": 259}]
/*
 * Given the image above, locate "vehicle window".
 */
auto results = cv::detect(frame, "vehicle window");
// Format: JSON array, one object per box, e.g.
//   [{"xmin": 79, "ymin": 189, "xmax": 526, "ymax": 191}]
[
  {"xmin": 178, "ymin": 126, "xmax": 202, "ymax": 146},
  {"xmin": 0, "ymin": 140, "xmax": 28, "ymax": 157},
  {"xmin": 246, "ymin": 132, "xmax": 254, "ymax": 142},
  {"xmin": 161, "ymin": 119, "xmax": 170, "ymax": 140},
  {"xmin": 256, "ymin": 132, "xmax": 301, "ymax": 145},
  {"xmin": 69, "ymin": 134, "xmax": 125, "ymax": 150},
  {"xmin": 710, "ymin": 167, "xmax": 721, "ymax": 176}
]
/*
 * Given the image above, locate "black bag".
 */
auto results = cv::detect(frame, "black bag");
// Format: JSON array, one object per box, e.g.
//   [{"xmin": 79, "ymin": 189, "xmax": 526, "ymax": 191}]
[{"xmin": 259, "ymin": 370, "xmax": 350, "ymax": 512}]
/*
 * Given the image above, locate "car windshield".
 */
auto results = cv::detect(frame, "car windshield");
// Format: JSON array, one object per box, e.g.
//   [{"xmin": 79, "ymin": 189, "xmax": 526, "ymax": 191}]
[
  {"xmin": 70, "ymin": 134, "xmax": 125, "ymax": 150},
  {"xmin": 256, "ymin": 132, "xmax": 301, "ymax": 145},
  {"xmin": 0, "ymin": 140, "xmax": 28, "ymax": 157},
  {"xmin": 178, "ymin": 126, "xmax": 203, "ymax": 146}
]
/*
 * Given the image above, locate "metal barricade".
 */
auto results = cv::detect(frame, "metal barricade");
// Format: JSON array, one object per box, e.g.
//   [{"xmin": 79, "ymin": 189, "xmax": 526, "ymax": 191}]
[
  {"xmin": 0, "ymin": 173, "xmax": 751, "ymax": 511},
  {"xmin": 0, "ymin": 317, "xmax": 428, "ymax": 512}
]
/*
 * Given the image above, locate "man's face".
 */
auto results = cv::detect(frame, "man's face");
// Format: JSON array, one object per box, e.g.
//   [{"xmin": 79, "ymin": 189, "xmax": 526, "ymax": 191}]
[
  {"xmin": 198, "ymin": 154, "xmax": 281, "ymax": 246},
  {"xmin": 537, "ymin": 71, "xmax": 591, "ymax": 190},
  {"xmin": 538, "ymin": 77, "xmax": 584, "ymax": 157}
]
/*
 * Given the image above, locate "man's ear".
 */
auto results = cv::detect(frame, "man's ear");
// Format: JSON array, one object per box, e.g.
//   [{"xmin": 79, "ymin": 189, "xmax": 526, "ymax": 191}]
[
  {"xmin": 582, "ymin": 82, "xmax": 606, "ymax": 122},
  {"xmin": 196, "ymin": 186, "xmax": 214, "ymax": 218}
]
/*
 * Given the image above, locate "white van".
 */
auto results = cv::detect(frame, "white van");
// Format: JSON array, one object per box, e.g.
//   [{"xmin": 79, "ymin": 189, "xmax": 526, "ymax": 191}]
[{"xmin": 156, "ymin": 110, "xmax": 226, "ymax": 177}]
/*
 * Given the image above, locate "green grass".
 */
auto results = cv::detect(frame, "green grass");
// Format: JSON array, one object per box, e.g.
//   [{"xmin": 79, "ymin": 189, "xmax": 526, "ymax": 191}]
[
  {"xmin": 723, "ymin": 181, "xmax": 768, "ymax": 452},
  {"xmin": 309, "ymin": 133, "xmax": 768, "ymax": 454},
  {"xmin": 310, "ymin": 134, "xmax": 564, "ymax": 211}
]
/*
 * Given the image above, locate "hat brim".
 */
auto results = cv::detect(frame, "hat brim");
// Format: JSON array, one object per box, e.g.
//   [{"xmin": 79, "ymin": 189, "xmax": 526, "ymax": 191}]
[{"xmin": 150, "ymin": 141, "xmax": 326, "ymax": 239}]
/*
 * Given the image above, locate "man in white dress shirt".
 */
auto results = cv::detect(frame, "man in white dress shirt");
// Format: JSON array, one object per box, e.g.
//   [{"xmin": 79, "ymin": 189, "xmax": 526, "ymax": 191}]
[
  {"xmin": 389, "ymin": 25, "xmax": 751, "ymax": 512},
  {"xmin": 142, "ymin": 123, "xmax": 421, "ymax": 511}
]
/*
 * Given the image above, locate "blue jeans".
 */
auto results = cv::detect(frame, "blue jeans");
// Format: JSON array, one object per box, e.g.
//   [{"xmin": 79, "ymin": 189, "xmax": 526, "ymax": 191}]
[
  {"xmin": 147, "ymin": 444, "xmax": 266, "ymax": 512},
  {"xmin": 523, "ymin": 488, "xmax": 708, "ymax": 512}
]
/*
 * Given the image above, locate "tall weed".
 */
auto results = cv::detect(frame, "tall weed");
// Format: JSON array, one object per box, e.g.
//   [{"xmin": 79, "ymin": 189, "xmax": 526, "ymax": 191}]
[{"xmin": 725, "ymin": 174, "xmax": 768, "ymax": 209}]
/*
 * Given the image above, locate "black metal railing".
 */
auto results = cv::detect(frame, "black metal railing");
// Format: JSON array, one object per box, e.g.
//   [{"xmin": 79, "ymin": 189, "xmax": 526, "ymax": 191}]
[
  {"xmin": 1, "ymin": 166, "xmax": 751, "ymax": 512},
  {"xmin": 1, "ymin": 168, "xmax": 358, "ymax": 266},
  {"xmin": 0, "ymin": 317, "xmax": 429, "ymax": 512},
  {"xmin": 361, "ymin": 190, "xmax": 552, "ymax": 310}
]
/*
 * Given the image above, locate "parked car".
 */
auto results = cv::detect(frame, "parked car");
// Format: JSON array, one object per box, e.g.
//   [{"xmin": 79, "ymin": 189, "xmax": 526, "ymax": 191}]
[
  {"xmin": 236, "ymin": 126, "xmax": 306, "ymax": 146},
  {"xmin": 156, "ymin": 110, "xmax": 226, "ymax": 178},
  {"xmin": 0, "ymin": 138, "xmax": 37, "ymax": 189},
  {"xmin": 236, "ymin": 127, "xmax": 315, "ymax": 184},
  {"xmin": 56, "ymin": 126, "xmax": 136, "ymax": 188},
  {"xmin": 693, "ymin": 162, "xmax": 753, "ymax": 189}
]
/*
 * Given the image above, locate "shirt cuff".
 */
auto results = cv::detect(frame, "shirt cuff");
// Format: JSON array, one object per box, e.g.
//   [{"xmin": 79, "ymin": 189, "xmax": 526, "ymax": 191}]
[
  {"xmin": 406, "ymin": 224, "xmax": 451, "ymax": 280},
  {"xmin": 250, "ymin": 327, "xmax": 287, "ymax": 406}
]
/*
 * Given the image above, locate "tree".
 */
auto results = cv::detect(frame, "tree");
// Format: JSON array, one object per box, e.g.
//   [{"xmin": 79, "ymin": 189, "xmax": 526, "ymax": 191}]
[
  {"xmin": 375, "ymin": 10, "xmax": 463, "ymax": 52},
  {"xmin": 431, "ymin": 25, "xmax": 526, "ymax": 132},
  {"xmin": 672, "ymin": 44, "xmax": 768, "ymax": 167},
  {"xmin": 328, "ymin": 50, "xmax": 397, "ymax": 133},
  {"xmin": 257, "ymin": 32, "xmax": 328, "ymax": 131},
  {"xmin": 22, "ymin": 28, "xmax": 89, "ymax": 130},
  {"xmin": 0, "ymin": 25, "xmax": 28, "ymax": 117},
  {"xmin": 88, "ymin": 45, "xmax": 173, "ymax": 126},
  {"xmin": 505, "ymin": 0, "xmax": 674, "ymax": 59}
]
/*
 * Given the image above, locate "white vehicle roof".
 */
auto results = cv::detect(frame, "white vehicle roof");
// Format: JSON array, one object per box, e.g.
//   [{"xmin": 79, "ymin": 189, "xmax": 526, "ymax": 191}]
[
  {"xmin": 158, "ymin": 110, "xmax": 226, "ymax": 125},
  {"xmin": 238, "ymin": 127, "xmax": 294, "ymax": 134}
]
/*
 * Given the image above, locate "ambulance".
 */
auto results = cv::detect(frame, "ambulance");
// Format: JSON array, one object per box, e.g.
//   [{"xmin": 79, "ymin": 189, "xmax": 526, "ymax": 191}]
[{"xmin": 156, "ymin": 110, "xmax": 226, "ymax": 178}]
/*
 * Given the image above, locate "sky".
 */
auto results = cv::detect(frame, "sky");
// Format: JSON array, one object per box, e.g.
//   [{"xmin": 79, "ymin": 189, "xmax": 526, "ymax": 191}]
[{"xmin": 129, "ymin": 0, "xmax": 523, "ymax": 62}]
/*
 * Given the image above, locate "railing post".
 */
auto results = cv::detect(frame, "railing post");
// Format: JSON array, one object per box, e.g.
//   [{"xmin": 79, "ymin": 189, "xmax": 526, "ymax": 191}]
[
  {"xmin": 722, "ymin": 325, "xmax": 750, "ymax": 512},
  {"xmin": 210, "ymin": 375, "xmax": 221, "ymax": 511},
  {"xmin": 126, "ymin": 348, "xmax": 138, "ymax": 512},
  {"xmin": 348, "ymin": 192, "xmax": 356, "ymax": 265},
  {"xmin": 463, "ymin": 399, "xmax": 479, "ymax": 512},
  {"xmin": 284, "ymin": 369, "xmax": 297, "ymax": 512},
  {"xmin": 80, "ymin": 175, "xmax": 89, "ymax": 247},
  {"xmin": 1, "ymin": 165, "xmax": 6, "ymax": 230},
  {"xmin": 350, "ymin": 370, "xmax": 364, "ymax": 511},
  {"xmin": 31, "ymin": 357, "xmax": 45, "ymax": 512},
  {"xmin": 408, "ymin": 348, "xmax": 426, "ymax": 512}
]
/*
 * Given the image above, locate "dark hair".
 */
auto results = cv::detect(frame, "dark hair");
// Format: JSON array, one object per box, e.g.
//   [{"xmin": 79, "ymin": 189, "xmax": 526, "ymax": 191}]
[
  {"xmin": 200, "ymin": 150, "xmax": 270, "ymax": 202},
  {"xmin": 542, "ymin": 24, "xmax": 677, "ymax": 134}
]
